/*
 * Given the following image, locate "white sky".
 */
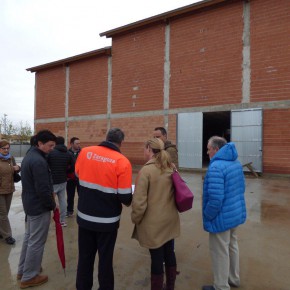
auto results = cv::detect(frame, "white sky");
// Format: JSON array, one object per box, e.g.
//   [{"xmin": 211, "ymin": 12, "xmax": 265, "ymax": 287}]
[{"xmin": 0, "ymin": 0, "xmax": 200, "ymax": 128}]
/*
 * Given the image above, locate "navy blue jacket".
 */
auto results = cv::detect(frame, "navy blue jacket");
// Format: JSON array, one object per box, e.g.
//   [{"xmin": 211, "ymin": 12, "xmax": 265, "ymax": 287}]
[{"xmin": 21, "ymin": 147, "xmax": 56, "ymax": 216}]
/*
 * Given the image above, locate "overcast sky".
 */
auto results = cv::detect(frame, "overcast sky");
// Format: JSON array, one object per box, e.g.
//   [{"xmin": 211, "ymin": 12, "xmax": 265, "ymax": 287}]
[{"xmin": 0, "ymin": 0, "xmax": 200, "ymax": 128}]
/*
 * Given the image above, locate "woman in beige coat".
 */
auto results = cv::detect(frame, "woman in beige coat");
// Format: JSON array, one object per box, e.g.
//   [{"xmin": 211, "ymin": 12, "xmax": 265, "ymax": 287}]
[
  {"xmin": 0, "ymin": 140, "xmax": 20, "ymax": 244},
  {"xmin": 131, "ymin": 138, "xmax": 180, "ymax": 290}
]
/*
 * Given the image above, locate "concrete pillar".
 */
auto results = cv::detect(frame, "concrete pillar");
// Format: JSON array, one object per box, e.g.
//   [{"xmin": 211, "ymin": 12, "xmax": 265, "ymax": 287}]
[
  {"xmin": 242, "ymin": 0, "xmax": 251, "ymax": 103},
  {"xmin": 65, "ymin": 65, "xmax": 70, "ymax": 144},
  {"xmin": 164, "ymin": 23, "xmax": 171, "ymax": 134},
  {"xmin": 107, "ymin": 56, "xmax": 112, "ymax": 132}
]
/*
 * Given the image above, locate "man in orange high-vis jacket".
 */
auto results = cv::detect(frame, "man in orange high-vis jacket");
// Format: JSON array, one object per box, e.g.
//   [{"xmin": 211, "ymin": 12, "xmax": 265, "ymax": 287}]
[{"xmin": 75, "ymin": 128, "xmax": 132, "ymax": 290}]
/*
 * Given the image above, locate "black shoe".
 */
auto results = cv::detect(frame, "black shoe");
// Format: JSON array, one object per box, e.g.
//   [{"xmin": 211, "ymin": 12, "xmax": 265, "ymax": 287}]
[
  {"xmin": 0, "ymin": 234, "xmax": 3, "ymax": 239},
  {"xmin": 229, "ymin": 282, "xmax": 240, "ymax": 288},
  {"xmin": 202, "ymin": 286, "xmax": 215, "ymax": 290},
  {"xmin": 5, "ymin": 236, "xmax": 16, "ymax": 245}
]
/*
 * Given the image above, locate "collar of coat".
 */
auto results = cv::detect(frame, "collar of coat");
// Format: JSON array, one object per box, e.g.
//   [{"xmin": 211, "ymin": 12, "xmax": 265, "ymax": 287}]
[
  {"xmin": 144, "ymin": 158, "xmax": 156, "ymax": 166},
  {"xmin": 98, "ymin": 141, "xmax": 121, "ymax": 153}
]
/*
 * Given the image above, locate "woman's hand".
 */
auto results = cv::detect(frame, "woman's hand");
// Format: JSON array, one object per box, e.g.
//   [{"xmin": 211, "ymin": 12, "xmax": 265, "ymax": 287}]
[{"xmin": 13, "ymin": 165, "xmax": 20, "ymax": 172}]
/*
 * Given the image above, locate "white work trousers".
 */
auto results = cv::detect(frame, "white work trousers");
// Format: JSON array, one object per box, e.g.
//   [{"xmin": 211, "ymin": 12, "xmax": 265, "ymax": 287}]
[{"xmin": 209, "ymin": 228, "xmax": 240, "ymax": 290}]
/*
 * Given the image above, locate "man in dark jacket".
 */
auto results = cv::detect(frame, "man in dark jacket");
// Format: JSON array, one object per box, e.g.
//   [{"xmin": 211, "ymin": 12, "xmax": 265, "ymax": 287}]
[
  {"xmin": 17, "ymin": 130, "xmax": 57, "ymax": 289},
  {"xmin": 66, "ymin": 137, "xmax": 81, "ymax": 217},
  {"xmin": 75, "ymin": 128, "xmax": 132, "ymax": 290},
  {"xmin": 47, "ymin": 136, "xmax": 74, "ymax": 226},
  {"xmin": 153, "ymin": 127, "xmax": 179, "ymax": 169}
]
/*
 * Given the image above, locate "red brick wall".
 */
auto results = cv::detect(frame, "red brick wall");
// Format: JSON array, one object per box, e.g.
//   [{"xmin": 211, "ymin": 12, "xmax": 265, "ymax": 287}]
[
  {"xmin": 263, "ymin": 109, "xmax": 290, "ymax": 174},
  {"xmin": 170, "ymin": 1, "xmax": 243, "ymax": 108},
  {"xmin": 251, "ymin": 0, "xmax": 290, "ymax": 102},
  {"xmin": 35, "ymin": 122, "xmax": 65, "ymax": 139},
  {"xmin": 168, "ymin": 115, "xmax": 177, "ymax": 142},
  {"xmin": 69, "ymin": 56, "xmax": 108, "ymax": 116},
  {"xmin": 111, "ymin": 115, "xmax": 164, "ymax": 165},
  {"xmin": 32, "ymin": 1, "xmax": 290, "ymax": 175},
  {"xmin": 111, "ymin": 24, "xmax": 165, "ymax": 113},
  {"xmin": 36, "ymin": 67, "xmax": 66, "ymax": 119},
  {"xmin": 67, "ymin": 120, "xmax": 108, "ymax": 147}
]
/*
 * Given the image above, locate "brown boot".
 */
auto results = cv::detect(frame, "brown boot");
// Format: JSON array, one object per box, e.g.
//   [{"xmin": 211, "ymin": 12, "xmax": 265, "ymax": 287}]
[
  {"xmin": 17, "ymin": 266, "xmax": 43, "ymax": 280},
  {"xmin": 164, "ymin": 266, "xmax": 179, "ymax": 290},
  {"xmin": 151, "ymin": 273, "xmax": 164, "ymax": 290},
  {"xmin": 20, "ymin": 275, "xmax": 48, "ymax": 289}
]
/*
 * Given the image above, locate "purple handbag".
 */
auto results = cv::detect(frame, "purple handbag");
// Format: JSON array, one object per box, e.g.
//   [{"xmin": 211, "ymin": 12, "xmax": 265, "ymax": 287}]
[{"xmin": 172, "ymin": 169, "xmax": 194, "ymax": 212}]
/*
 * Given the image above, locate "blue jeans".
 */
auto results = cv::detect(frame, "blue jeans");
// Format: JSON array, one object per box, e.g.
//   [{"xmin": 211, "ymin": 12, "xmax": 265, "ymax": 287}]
[{"xmin": 53, "ymin": 182, "xmax": 67, "ymax": 223}]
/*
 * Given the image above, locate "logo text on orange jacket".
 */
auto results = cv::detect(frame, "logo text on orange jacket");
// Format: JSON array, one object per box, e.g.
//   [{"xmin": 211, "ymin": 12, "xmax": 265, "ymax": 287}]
[{"xmin": 86, "ymin": 152, "xmax": 116, "ymax": 163}]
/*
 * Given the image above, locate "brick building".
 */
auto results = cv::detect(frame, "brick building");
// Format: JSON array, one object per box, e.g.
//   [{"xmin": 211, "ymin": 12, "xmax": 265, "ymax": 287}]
[{"xmin": 27, "ymin": 0, "xmax": 290, "ymax": 175}]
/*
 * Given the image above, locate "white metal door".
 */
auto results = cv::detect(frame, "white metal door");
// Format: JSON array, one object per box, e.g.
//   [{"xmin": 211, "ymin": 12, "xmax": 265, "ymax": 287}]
[
  {"xmin": 231, "ymin": 109, "xmax": 263, "ymax": 172},
  {"xmin": 177, "ymin": 112, "xmax": 203, "ymax": 169}
]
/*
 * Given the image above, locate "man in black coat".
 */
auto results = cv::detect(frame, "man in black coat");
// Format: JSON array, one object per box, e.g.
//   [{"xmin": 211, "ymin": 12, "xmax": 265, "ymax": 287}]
[
  {"xmin": 17, "ymin": 130, "xmax": 57, "ymax": 288},
  {"xmin": 47, "ymin": 136, "xmax": 74, "ymax": 226},
  {"xmin": 66, "ymin": 137, "xmax": 81, "ymax": 217}
]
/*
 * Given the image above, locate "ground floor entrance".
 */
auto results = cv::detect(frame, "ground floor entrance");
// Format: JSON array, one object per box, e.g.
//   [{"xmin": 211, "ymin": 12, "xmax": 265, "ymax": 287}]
[{"xmin": 177, "ymin": 108, "xmax": 263, "ymax": 172}]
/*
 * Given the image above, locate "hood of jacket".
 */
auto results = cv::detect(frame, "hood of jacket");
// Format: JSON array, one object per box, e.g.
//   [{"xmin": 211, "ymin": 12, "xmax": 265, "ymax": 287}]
[
  {"xmin": 210, "ymin": 142, "xmax": 238, "ymax": 164},
  {"xmin": 164, "ymin": 140, "xmax": 177, "ymax": 151},
  {"xmin": 54, "ymin": 144, "xmax": 67, "ymax": 152}
]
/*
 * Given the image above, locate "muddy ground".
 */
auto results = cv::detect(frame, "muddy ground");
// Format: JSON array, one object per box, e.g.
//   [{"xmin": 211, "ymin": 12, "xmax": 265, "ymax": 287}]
[{"xmin": 1, "ymin": 172, "xmax": 290, "ymax": 290}]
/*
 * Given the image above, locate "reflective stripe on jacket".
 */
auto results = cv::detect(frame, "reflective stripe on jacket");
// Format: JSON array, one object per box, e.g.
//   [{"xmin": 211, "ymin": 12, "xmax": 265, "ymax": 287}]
[{"xmin": 75, "ymin": 141, "xmax": 132, "ymax": 232}]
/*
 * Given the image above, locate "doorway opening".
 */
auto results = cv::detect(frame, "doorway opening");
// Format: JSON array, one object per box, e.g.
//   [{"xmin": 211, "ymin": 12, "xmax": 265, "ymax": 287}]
[{"xmin": 202, "ymin": 111, "xmax": 231, "ymax": 166}]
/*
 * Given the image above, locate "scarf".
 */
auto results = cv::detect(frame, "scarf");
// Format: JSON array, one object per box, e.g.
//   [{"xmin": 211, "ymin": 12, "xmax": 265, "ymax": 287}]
[{"xmin": 0, "ymin": 153, "xmax": 11, "ymax": 160}]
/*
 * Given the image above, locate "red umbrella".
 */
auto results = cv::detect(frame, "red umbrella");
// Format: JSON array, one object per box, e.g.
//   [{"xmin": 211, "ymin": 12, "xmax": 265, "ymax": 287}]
[{"xmin": 53, "ymin": 208, "xmax": 66, "ymax": 274}]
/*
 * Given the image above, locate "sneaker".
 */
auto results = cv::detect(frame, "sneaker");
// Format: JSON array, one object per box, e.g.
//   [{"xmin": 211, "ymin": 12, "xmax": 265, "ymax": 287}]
[
  {"xmin": 61, "ymin": 221, "xmax": 67, "ymax": 227},
  {"xmin": 5, "ymin": 236, "xmax": 15, "ymax": 245},
  {"xmin": 65, "ymin": 212, "xmax": 74, "ymax": 218},
  {"xmin": 20, "ymin": 274, "xmax": 48, "ymax": 289}
]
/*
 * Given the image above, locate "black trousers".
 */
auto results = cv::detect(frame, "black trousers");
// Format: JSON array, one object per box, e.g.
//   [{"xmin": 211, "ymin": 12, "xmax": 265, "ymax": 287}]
[
  {"xmin": 149, "ymin": 239, "xmax": 176, "ymax": 275},
  {"xmin": 66, "ymin": 179, "xmax": 79, "ymax": 213},
  {"xmin": 76, "ymin": 226, "xmax": 118, "ymax": 290}
]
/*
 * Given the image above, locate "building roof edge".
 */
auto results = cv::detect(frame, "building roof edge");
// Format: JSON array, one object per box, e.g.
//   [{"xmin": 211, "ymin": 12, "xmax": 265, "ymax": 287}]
[
  {"xmin": 27, "ymin": 46, "xmax": 112, "ymax": 72},
  {"xmin": 99, "ymin": 0, "xmax": 228, "ymax": 38}
]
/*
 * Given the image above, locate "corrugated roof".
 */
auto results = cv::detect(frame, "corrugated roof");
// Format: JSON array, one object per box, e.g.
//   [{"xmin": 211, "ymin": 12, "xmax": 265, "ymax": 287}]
[
  {"xmin": 27, "ymin": 46, "xmax": 111, "ymax": 72},
  {"xmin": 100, "ymin": 0, "xmax": 228, "ymax": 38}
]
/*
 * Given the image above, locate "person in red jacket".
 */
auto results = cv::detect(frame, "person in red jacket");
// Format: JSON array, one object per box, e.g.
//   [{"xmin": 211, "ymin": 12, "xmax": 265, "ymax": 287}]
[{"xmin": 75, "ymin": 128, "xmax": 132, "ymax": 290}]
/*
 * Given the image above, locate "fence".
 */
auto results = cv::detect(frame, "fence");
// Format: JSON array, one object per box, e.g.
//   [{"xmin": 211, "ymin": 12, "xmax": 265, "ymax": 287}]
[{"xmin": 10, "ymin": 144, "xmax": 31, "ymax": 157}]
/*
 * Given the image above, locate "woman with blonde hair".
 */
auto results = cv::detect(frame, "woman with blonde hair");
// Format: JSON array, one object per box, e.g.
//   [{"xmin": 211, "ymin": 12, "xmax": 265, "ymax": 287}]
[
  {"xmin": 131, "ymin": 138, "xmax": 180, "ymax": 290},
  {"xmin": 0, "ymin": 140, "xmax": 20, "ymax": 244}
]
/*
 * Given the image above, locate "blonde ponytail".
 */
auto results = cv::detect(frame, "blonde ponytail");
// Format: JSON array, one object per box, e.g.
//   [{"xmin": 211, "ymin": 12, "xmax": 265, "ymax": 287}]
[{"xmin": 145, "ymin": 138, "xmax": 171, "ymax": 172}]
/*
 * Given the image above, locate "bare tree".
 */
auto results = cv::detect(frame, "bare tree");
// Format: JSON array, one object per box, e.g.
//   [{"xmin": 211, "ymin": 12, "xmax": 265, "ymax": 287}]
[
  {"xmin": 0, "ymin": 114, "xmax": 16, "ymax": 135},
  {"xmin": 0, "ymin": 114, "xmax": 33, "ymax": 143},
  {"xmin": 16, "ymin": 121, "xmax": 33, "ymax": 143}
]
